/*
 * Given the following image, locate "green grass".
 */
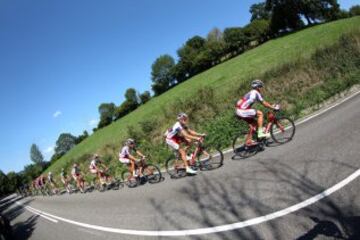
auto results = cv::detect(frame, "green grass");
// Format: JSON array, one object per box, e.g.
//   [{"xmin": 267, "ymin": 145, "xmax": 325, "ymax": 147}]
[{"xmin": 46, "ymin": 17, "xmax": 360, "ymax": 177}]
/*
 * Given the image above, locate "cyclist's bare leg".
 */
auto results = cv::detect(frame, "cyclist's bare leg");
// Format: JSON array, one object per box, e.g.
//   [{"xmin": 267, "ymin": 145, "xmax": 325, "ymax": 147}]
[
  {"xmin": 179, "ymin": 148, "xmax": 188, "ymax": 168},
  {"xmin": 257, "ymin": 110, "xmax": 264, "ymax": 129}
]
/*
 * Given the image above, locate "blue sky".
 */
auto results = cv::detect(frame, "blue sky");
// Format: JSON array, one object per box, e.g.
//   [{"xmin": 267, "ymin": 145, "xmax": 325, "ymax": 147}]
[{"xmin": 0, "ymin": 0, "xmax": 357, "ymax": 174}]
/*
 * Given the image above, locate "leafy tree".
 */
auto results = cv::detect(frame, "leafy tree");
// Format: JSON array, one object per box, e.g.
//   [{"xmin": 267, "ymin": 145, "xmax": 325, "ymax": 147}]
[
  {"xmin": 250, "ymin": 2, "xmax": 271, "ymax": 22},
  {"xmin": 243, "ymin": 19, "xmax": 271, "ymax": 43},
  {"xmin": 22, "ymin": 164, "xmax": 43, "ymax": 183},
  {"xmin": 298, "ymin": 0, "xmax": 340, "ymax": 23},
  {"xmin": 6, "ymin": 171, "xmax": 20, "ymax": 193},
  {"xmin": 175, "ymin": 36, "xmax": 206, "ymax": 81},
  {"xmin": 54, "ymin": 133, "xmax": 77, "ymax": 156},
  {"xmin": 151, "ymin": 55, "xmax": 176, "ymax": 96},
  {"xmin": 0, "ymin": 170, "xmax": 10, "ymax": 195},
  {"xmin": 114, "ymin": 88, "xmax": 140, "ymax": 120},
  {"xmin": 349, "ymin": 5, "xmax": 360, "ymax": 16},
  {"xmin": 76, "ymin": 130, "xmax": 89, "ymax": 144},
  {"xmin": 30, "ymin": 144, "xmax": 44, "ymax": 165},
  {"xmin": 139, "ymin": 91, "xmax": 151, "ymax": 104},
  {"xmin": 266, "ymin": 0, "xmax": 304, "ymax": 33},
  {"xmin": 98, "ymin": 103, "xmax": 116, "ymax": 128},
  {"xmin": 202, "ymin": 28, "xmax": 226, "ymax": 65},
  {"xmin": 223, "ymin": 27, "xmax": 247, "ymax": 55}
]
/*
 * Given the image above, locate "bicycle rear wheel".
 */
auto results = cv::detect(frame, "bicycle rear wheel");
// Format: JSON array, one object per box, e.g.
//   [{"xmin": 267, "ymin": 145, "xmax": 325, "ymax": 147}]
[
  {"xmin": 197, "ymin": 147, "xmax": 223, "ymax": 171},
  {"xmin": 232, "ymin": 132, "xmax": 258, "ymax": 158},
  {"xmin": 121, "ymin": 169, "xmax": 139, "ymax": 188},
  {"xmin": 165, "ymin": 156, "xmax": 186, "ymax": 179},
  {"xmin": 270, "ymin": 117, "xmax": 295, "ymax": 144},
  {"xmin": 142, "ymin": 164, "xmax": 162, "ymax": 184}
]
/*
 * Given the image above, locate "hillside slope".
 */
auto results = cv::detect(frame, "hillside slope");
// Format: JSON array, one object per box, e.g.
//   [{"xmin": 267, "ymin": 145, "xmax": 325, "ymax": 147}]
[{"xmin": 47, "ymin": 17, "xmax": 360, "ymax": 175}]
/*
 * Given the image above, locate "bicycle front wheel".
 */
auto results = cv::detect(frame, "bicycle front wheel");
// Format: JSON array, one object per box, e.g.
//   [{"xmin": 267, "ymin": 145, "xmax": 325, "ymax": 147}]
[
  {"xmin": 197, "ymin": 147, "xmax": 223, "ymax": 170},
  {"xmin": 270, "ymin": 117, "xmax": 296, "ymax": 144},
  {"xmin": 142, "ymin": 164, "xmax": 162, "ymax": 184}
]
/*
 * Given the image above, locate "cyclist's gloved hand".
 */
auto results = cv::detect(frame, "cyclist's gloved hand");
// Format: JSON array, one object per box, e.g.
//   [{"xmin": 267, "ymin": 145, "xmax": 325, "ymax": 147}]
[{"xmin": 273, "ymin": 104, "xmax": 280, "ymax": 111}]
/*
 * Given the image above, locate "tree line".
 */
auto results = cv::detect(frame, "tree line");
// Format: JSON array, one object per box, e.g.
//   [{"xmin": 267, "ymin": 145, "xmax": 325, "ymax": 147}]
[{"xmin": 1, "ymin": 1, "xmax": 359, "ymax": 196}]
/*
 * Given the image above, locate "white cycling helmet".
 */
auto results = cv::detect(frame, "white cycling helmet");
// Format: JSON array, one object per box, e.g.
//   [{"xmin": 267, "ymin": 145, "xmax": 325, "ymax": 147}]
[
  {"xmin": 126, "ymin": 138, "xmax": 135, "ymax": 145},
  {"xmin": 251, "ymin": 79, "xmax": 264, "ymax": 89},
  {"xmin": 177, "ymin": 112, "xmax": 188, "ymax": 120}
]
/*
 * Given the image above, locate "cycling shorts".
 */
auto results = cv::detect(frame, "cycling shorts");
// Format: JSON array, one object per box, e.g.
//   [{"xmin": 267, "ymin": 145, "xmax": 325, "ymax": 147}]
[
  {"xmin": 236, "ymin": 109, "xmax": 257, "ymax": 118},
  {"xmin": 166, "ymin": 138, "xmax": 180, "ymax": 150},
  {"xmin": 119, "ymin": 158, "xmax": 130, "ymax": 164}
]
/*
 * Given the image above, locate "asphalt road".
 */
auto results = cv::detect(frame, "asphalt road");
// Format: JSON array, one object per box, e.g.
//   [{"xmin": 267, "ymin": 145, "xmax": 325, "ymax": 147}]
[{"xmin": 1, "ymin": 92, "xmax": 360, "ymax": 240}]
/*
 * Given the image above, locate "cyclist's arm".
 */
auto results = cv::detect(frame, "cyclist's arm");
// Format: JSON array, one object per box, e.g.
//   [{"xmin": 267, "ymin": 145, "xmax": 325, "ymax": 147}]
[
  {"xmin": 261, "ymin": 100, "xmax": 276, "ymax": 109},
  {"xmin": 135, "ymin": 150, "xmax": 146, "ymax": 158},
  {"xmin": 180, "ymin": 129, "xmax": 201, "ymax": 141},
  {"xmin": 187, "ymin": 129, "xmax": 205, "ymax": 137}
]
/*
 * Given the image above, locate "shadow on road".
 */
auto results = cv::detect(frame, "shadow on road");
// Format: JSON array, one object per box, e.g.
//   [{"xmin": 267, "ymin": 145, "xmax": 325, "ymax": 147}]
[
  {"xmin": 151, "ymin": 158, "xmax": 360, "ymax": 239},
  {"xmin": 0, "ymin": 196, "xmax": 37, "ymax": 240}
]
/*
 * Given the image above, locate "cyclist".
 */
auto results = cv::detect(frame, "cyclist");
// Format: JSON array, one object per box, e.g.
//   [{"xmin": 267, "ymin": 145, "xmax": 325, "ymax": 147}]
[
  {"xmin": 236, "ymin": 79, "xmax": 278, "ymax": 142},
  {"xmin": 89, "ymin": 154, "xmax": 110, "ymax": 184},
  {"xmin": 47, "ymin": 172, "xmax": 58, "ymax": 194},
  {"xmin": 165, "ymin": 112, "xmax": 205, "ymax": 174},
  {"xmin": 119, "ymin": 139, "xmax": 146, "ymax": 178},
  {"xmin": 71, "ymin": 163, "xmax": 85, "ymax": 193},
  {"xmin": 60, "ymin": 168, "xmax": 72, "ymax": 193}
]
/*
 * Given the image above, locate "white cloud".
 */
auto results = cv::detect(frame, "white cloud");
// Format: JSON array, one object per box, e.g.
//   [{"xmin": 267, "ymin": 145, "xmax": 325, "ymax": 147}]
[
  {"xmin": 44, "ymin": 146, "xmax": 55, "ymax": 156},
  {"xmin": 89, "ymin": 119, "xmax": 98, "ymax": 127},
  {"xmin": 53, "ymin": 110, "xmax": 62, "ymax": 118}
]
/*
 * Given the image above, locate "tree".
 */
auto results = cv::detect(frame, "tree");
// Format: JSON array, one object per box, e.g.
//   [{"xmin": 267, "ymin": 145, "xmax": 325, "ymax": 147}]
[
  {"xmin": 223, "ymin": 27, "xmax": 247, "ymax": 55},
  {"xmin": 349, "ymin": 5, "xmax": 360, "ymax": 16},
  {"xmin": 151, "ymin": 55, "xmax": 176, "ymax": 96},
  {"xmin": 298, "ymin": 0, "xmax": 340, "ymax": 23},
  {"xmin": 76, "ymin": 130, "xmax": 89, "ymax": 144},
  {"xmin": 250, "ymin": 2, "xmax": 271, "ymax": 22},
  {"xmin": 0, "ymin": 170, "xmax": 10, "ymax": 196},
  {"xmin": 139, "ymin": 91, "xmax": 151, "ymax": 104},
  {"xmin": 266, "ymin": 0, "xmax": 304, "ymax": 33},
  {"xmin": 30, "ymin": 144, "xmax": 44, "ymax": 165},
  {"xmin": 22, "ymin": 164, "xmax": 43, "ymax": 183},
  {"xmin": 6, "ymin": 171, "xmax": 20, "ymax": 193},
  {"xmin": 97, "ymin": 102, "xmax": 116, "ymax": 128},
  {"xmin": 202, "ymin": 28, "xmax": 226, "ymax": 65},
  {"xmin": 114, "ymin": 88, "xmax": 140, "ymax": 120},
  {"xmin": 175, "ymin": 36, "xmax": 206, "ymax": 81},
  {"xmin": 243, "ymin": 19, "xmax": 271, "ymax": 44},
  {"xmin": 54, "ymin": 133, "xmax": 77, "ymax": 156}
]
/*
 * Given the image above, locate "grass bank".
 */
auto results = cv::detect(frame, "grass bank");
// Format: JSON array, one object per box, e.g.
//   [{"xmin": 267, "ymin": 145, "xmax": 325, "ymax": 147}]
[{"xmin": 46, "ymin": 17, "xmax": 360, "ymax": 182}]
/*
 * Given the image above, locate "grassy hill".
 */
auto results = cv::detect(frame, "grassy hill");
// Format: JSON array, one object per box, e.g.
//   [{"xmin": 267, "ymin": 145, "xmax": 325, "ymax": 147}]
[{"xmin": 47, "ymin": 17, "xmax": 360, "ymax": 178}]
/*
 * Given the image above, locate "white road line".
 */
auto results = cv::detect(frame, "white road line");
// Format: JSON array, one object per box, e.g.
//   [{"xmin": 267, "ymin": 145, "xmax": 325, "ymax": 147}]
[
  {"xmin": 17, "ymin": 89, "xmax": 360, "ymax": 236},
  {"xmin": 15, "ymin": 202, "xmax": 58, "ymax": 223},
  {"xmin": 16, "ymin": 168, "xmax": 360, "ymax": 236}
]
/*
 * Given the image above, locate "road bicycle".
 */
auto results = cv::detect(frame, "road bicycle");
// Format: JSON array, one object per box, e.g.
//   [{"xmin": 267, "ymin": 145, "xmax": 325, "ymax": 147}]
[
  {"xmin": 121, "ymin": 157, "xmax": 162, "ymax": 188},
  {"xmin": 233, "ymin": 108, "xmax": 295, "ymax": 158},
  {"xmin": 165, "ymin": 137, "xmax": 224, "ymax": 179}
]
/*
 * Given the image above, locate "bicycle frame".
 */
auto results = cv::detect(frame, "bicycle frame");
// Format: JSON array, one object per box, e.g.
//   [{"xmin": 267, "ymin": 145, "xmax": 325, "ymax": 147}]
[{"xmin": 244, "ymin": 110, "xmax": 280, "ymax": 143}]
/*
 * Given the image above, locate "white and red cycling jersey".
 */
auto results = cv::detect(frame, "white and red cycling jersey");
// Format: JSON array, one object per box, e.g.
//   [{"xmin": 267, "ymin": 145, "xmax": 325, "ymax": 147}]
[
  {"xmin": 236, "ymin": 89, "xmax": 264, "ymax": 110},
  {"xmin": 89, "ymin": 159, "xmax": 100, "ymax": 173},
  {"xmin": 165, "ymin": 122, "xmax": 187, "ymax": 143}
]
